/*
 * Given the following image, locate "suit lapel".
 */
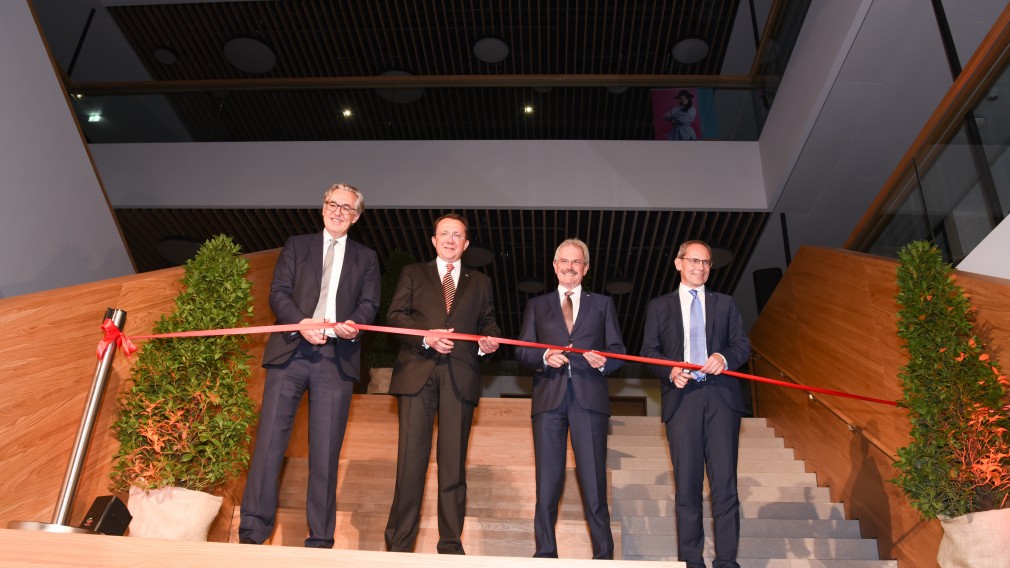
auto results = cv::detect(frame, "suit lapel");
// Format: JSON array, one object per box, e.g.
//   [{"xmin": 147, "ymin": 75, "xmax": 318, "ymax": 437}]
[
  {"xmin": 334, "ymin": 238, "xmax": 354, "ymax": 294},
  {"xmin": 452, "ymin": 265, "xmax": 473, "ymax": 313},
  {"xmin": 571, "ymin": 290, "xmax": 593, "ymax": 333},
  {"xmin": 704, "ymin": 290, "xmax": 717, "ymax": 342}
]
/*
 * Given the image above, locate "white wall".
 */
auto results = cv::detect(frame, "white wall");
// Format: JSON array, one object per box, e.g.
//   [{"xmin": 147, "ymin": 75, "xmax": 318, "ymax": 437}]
[
  {"xmin": 957, "ymin": 215, "xmax": 1010, "ymax": 280},
  {"xmin": 92, "ymin": 140, "xmax": 767, "ymax": 210},
  {"xmin": 0, "ymin": 1, "xmax": 133, "ymax": 297}
]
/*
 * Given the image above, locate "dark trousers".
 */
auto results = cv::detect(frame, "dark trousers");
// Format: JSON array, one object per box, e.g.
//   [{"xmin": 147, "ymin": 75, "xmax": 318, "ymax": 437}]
[
  {"xmin": 532, "ymin": 379, "xmax": 614, "ymax": 559},
  {"xmin": 384, "ymin": 365, "xmax": 475, "ymax": 554},
  {"xmin": 665, "ymin": 381, "xmax": 742, "ymax": 568},
  {"xmin": 239, "ymin": 341, "xmax": 353, "ymax": 548}
]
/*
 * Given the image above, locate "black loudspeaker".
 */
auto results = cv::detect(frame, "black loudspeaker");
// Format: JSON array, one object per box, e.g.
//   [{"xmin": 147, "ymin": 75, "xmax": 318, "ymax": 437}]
[
  {"xmin": 79, "ymin": 495, "xmax": 132, "ymax": 535},
  {"xmin": 752, "ymin": 267, "xmax": 783, "ymax": 314}
]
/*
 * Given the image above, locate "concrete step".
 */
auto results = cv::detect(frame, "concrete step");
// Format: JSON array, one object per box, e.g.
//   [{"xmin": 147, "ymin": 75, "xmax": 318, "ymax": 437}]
[
  {"xmin": 613, "ymin": 501, "xmax": 847, "ymax": 520},
  {"xmin": 611, "ymin": 469, "xmax": 818, "ymax": 488},
  {"xmin": 614, "ymin": 484, "xmax": 831, "ymax": 503},
  {"xmin": 614, "ymin": 457, "xmax": 806, "ymax": 473},
  {"xmin": 622, "ymin": 557, "xmax": 895, "ymax": 568},
  {"xmin": 608, "ymin": 434, "xmax": 785, "ymax": 448},
  {"xmin": 609, "ymin": 446, "xmax": 796, "ymax": 461},
  {"xmin": 229, "ymin": 508, "xmax": 625, "ymax": 559},
  {"xmin": 624, "ymin": 535, "xmax": 882, "ymax": 560},
  {"xmin": 609, "ymin": 420, "xmax": 776, "ymax": 438},
  {"xmin": 621, "ymin": 517, "xmax": 863, "ymax": 539}
]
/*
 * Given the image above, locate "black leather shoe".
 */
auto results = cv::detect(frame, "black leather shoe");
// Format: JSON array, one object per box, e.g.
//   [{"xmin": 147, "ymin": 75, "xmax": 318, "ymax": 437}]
[{"xmin": 239, "ymin": 536, "xmax": 259, "ymax": 544}]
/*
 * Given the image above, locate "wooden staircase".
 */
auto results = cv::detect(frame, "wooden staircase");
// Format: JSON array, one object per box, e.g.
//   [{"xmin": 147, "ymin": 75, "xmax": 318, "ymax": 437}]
[{"xmin": 227, "ymin": 395, "xmax": 898, "ymax": 567}]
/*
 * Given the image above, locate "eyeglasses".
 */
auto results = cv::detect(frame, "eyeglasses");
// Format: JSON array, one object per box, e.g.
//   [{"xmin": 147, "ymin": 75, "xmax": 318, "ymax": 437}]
[
  {"xmin": 680, "ymin": 257, "xmax": 712, "ymax": 268},
  {"xmin": 324, "ymin": 201, "xmax": 356, "ymax": 215},
  {"xmin": 436, "ymin": 231, "xmax": 466, "ymax": 241},
  {"xmin": 555, "ymin": 258, "xmax": 586, "ymax": 266}
]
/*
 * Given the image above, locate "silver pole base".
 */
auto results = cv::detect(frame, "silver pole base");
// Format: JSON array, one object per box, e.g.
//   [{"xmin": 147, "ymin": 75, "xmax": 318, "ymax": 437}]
[{"xmin": 7, "ymin": 521, "xmax": 97, "ymax": 535}]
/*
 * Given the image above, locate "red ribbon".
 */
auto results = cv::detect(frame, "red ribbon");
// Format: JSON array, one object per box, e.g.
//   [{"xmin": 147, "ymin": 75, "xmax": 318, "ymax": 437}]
[
  {"xmin": 97, "ymin": 318, "xmax": 138, "ymax": 358},
  {"xmin": 96, "ymin": 319, "xmax": 897, "ymax": 406}
]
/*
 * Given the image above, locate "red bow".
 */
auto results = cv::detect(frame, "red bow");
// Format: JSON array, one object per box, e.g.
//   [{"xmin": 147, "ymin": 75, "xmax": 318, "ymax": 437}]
[{"xmin": 96, "ymin": 318, "xmax": 138, "ymax": 359}]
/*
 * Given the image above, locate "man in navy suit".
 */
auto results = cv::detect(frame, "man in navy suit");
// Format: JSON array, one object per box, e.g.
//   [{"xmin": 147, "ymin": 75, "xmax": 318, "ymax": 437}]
[
  {"xmin": 239, "ymin": 183, "xmax": 380, "ymax": 548},
  {"xmin": 383, "ymin": 213, "xmax": 501, "ymax": 554},
  {"xmin": 515, "ymin": 238, "xmax": 626, "ymax": 559},
  {"xmin": 640, "ymin": 240, "xmax": 750, "ymax": 568}
]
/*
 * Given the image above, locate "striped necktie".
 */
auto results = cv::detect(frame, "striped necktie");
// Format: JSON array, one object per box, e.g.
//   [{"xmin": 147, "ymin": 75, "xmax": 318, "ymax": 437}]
[{"xmin": 443, "ymin": 263, "xmax": 455, "ymax": 313}]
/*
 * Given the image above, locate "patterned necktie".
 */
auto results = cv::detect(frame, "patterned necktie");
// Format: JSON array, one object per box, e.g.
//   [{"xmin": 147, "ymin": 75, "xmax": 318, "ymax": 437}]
[
  {"xmin": 312, "ymin": 239, "xmax": 337, "ymax": 320},
  {"xmin": 443, "ymin": 263, "xmax": 455, "ymax": 313},
  {"xmin": 562, "ymin": 290, "xmax": 574, "ymax": 334},
  {"xmin": 689, "ymin": 289, "xmax": 708, "ymax": 381}
]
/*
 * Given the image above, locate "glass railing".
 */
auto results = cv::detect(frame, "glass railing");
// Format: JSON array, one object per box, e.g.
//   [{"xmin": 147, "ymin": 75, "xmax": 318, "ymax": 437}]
[{"xmin": 849, "ymin": 7, "xmax": 1010, "ymax": 264}]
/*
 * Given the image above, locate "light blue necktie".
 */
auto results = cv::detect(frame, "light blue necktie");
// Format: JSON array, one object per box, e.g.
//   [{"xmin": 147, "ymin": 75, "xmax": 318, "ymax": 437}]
[{"xmin": 688, "ymin": 289, "xmax": 707, "ymax": 381}]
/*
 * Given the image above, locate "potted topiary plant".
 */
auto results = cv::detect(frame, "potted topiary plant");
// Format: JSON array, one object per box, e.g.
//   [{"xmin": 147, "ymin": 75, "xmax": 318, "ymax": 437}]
[
  {"xmin": 109, "ymin": 235, "xmax": 257, "ymax": 540},
  {"xmin": 893, "ymin": 240, "xmax": 1010, "ymax": 567},
  {"xmin": 363, "ymin": 248, "xmax": 414, "ymax": 393}
]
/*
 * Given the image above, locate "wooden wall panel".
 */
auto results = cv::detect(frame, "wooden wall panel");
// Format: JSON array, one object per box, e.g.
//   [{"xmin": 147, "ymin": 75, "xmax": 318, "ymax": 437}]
[
  {"xmin": 0, "ymin": 249, "xmax": 278, "ymax": 542},
  {"xmin": 750, "ymin": 246, "xmax": 1010, "ymax": 567}
]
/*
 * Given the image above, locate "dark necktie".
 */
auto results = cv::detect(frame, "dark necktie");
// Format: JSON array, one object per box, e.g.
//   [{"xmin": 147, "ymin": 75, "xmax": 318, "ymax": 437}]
[
  {"xmin": 689, "ymin": 289, "xmax": 707, "ymax": 381},
  {"xmin": 443, "ymin": 263, "xmax": 455, "ymax": 313},
  {"xmin": 562, "ymin": 290, "xmax": 574, "ymax": 333},
  {"xmin": 312, "ymin": 239, "xmax": 337, "ymax": 320}
]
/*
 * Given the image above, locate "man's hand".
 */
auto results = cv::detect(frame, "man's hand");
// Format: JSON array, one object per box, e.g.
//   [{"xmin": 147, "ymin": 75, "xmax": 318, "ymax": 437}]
[
  {"xmin": 299, "ymin": 318, "xmax": 329, "ymax": 345},
  {"xmin": 670, "ymin": 366, "xmax": 692, "ymax": 388},
  {"xmin": 477, "ymin": 336, "xmax": 500, "ymax": 354},
  {"xmin": 425, "ymin": 329, "xmax": 454, "ymax": 354},
  {"xmin": 582, "ymin": 350, "xmax": 606, "ymax": 370},
  {"xmin": 545, "ymin": 348, "xmax": 570, "ymax": 368},
  {"xmin": 333, "ymin": 320, "xmax": 359, "ymax": 340}
]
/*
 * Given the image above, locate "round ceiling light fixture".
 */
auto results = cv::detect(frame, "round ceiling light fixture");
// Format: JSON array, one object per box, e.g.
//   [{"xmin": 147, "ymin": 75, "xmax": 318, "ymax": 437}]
[
  {"xmin": 605, "ymin": 278, "xmax": 634, "ymax": 295},
  {"xmin": 473, "ymin": 37, "xmax": 509, "ymax": 63},
  {"xmin": 152, "ymin": 46, "xmax": 178, "ymax": 65},
  {"xmin": 607, "ymin": 85, "xmax": 629, "ymax": 95},
  {"xmin": 462, "ymin": 244, "xmax": 494, "ymax": 267},
  {"xmin": 671, "ymin": 38, "xmax": 710, "ymax": 65},
  {"xmin": 518, "ymin": 277, "xmax": 545, "ymax": 294},
  {"xmin": 156, "ymin": 236, "xmax": 203, "ymax": 266},
  {"xmin": 710, "ymin": 246, "xmax": 734, "ymax": 269},
  {"xmin": 223, "ymin": 36, "xmax": 276, "ymax": 74},
  {"xmin": 376, "ymin": 70, "xmax": 425, "ymax": 104}
]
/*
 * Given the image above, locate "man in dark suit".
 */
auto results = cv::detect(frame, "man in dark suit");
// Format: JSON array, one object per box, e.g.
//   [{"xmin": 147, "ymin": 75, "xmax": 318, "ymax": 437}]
[
  {"xmin": 640, "ymin": 240, "xmax": 750, "ymax": 568},
  {"xmin": 383, "ymin": 213, "xmax": 501, "ymax": 555},
  {"xmin": 239, "ymin": 183, "xmax": 380, "ymax": 548},
  {"xmin": 515, "ymin": 238, "xmax": 625, "ymax": 559}
]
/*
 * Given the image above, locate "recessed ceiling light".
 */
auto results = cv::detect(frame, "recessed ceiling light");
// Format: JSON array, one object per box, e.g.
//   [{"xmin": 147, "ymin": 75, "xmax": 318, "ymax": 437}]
[
  {"xmin": 523, "ymin": 105, "xmax": 534, "ymax": 115},
  {"xmin": 710, "ymin": 246, "xmax": 733, "ymax": 268},
  {"xmin": 153, "ymin": 47, "xmax": 178, "ymax": 65},
  {"xmin": 342, "ymin": 108, "xmax": 353, "ymax": 118},
  {"xmin": 376, "ymin": 70, "xmax": 425, "ymax": 104},
  {"xmin": 74, "ymin": 93, "xmax": 84, "ymax": 100},
  {"xmin": 518, "ymin": 278, "xmax": 545, "ymax": 294},
  {"xmin": 88, "ymin": 113, "xmax": 102, "ymax": 123},
  {"xmin": 607, "ymin": 86, "xmax": 629, "ymax": 94},
  {"xmin": 672, "ymin": 38, "xmax": 710, "ymax": 64},
  {"xmin": 473, "ymin": 37, "xmax": 509, "ymax": 63},
  {"xmin": 223, "ymin": 36, "xmax": 276, "ymax": 74},
  {"xmin": 462, "ymin": 245, "xmax": 494, "ymax": 267}
]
